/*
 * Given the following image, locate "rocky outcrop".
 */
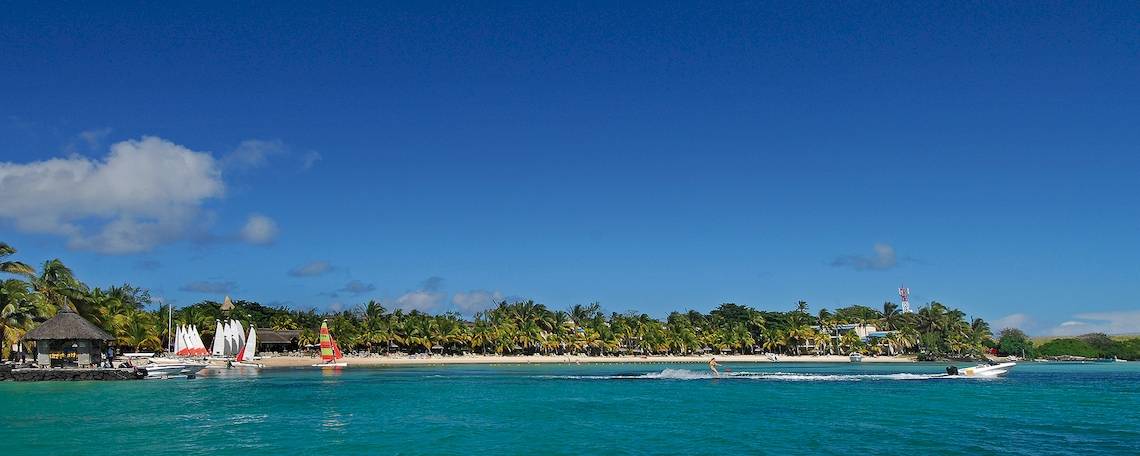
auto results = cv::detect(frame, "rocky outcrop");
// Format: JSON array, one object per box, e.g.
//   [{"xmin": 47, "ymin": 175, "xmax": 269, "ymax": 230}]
[{"xmin": 0, "ymin": 367, "xmax": 144, "ymax": 381}]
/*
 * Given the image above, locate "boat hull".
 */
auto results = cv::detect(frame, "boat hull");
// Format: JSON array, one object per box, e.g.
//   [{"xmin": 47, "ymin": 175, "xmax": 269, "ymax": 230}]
[
  {"xmin": 312, "ymin": 362, "xmax": 348, "ymax": 368},
  {"xmin": 140, "ymin": 362, "xmax": 207, "ymax": 378},
  {"xmin": 946, "ymin": 362, "xmax": 1016, "ymax": 378}
]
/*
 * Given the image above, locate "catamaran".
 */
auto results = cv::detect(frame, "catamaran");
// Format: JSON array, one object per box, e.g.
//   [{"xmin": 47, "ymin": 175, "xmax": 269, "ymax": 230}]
[
  {"xmin": 230, "ymin": 326, "xmax": 263, "ymax": 368},
  {"xmin": 208, "ymin": 319, "xmax": 249, "ymax": 360},
  {"xmin": 174, "ymin": 324, "xmax": 209, "ymax": 357},
  {"xmin": 312, "ymin": 320, "xmax": 347, "ymax": 368}
]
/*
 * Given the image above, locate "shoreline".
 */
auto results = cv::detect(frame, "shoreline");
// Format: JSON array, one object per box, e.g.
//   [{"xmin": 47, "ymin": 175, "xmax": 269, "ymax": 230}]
[{"xmin": 255, "ymin": 353, "xmax": 917, "ymax": 368}]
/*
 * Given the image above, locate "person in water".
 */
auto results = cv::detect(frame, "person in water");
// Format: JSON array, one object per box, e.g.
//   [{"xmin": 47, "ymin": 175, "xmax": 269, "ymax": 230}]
[{"xmin": 709, "ymin": 357, "xmax": 720, "ymax": 377}]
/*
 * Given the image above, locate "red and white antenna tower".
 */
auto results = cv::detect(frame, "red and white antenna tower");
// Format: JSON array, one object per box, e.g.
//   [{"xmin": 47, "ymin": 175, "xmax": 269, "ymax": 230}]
[{"xmin": 899, "ymin": 285, "xmax": 911, "ymax": 313}]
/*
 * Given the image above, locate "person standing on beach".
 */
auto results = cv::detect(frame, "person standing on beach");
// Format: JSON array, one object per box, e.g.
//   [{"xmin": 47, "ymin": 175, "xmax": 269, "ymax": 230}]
[{"xmin": 709, "ymin": 358, "xmax": 720, "ymax": 377}]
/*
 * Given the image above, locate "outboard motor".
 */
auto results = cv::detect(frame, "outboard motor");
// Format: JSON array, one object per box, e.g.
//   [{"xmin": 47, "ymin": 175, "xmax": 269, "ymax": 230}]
[{"xmin": 946, "ymin": 365, "xmax": 959, "ymax": 376}]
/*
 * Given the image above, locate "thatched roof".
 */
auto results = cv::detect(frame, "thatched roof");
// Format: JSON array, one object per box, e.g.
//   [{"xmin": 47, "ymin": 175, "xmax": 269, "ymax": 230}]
[
  {"xmin": 22, "ymin": 307, "xmax": 115, "ymax": 341},
  {"xmin": 257, "ymin": 329, "xmax": 300, "ymax": 345},
  {"xmin": 221, "ymin": 295, "xmax": 235, "ymax": 311}
]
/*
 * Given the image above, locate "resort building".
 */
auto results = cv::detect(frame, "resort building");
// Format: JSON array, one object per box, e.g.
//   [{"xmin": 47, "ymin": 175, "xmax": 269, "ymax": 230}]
[
  {"xmin": 803, "ymin": 324, "xmax": 897, "ymax": 354},
  {"xmin": 21, "ymin": 307, "xmax": 115, "ymax": 368},
  {"xmin": 256, "ymin": 328, "xmax": 301, "ymax": 352}
]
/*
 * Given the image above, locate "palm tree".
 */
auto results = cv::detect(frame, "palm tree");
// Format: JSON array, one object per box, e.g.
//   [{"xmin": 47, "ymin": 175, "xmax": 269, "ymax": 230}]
[
  {"xmin": 569, "ymin": 302, "xmax": 601, "ymax": 327},
  {"xmin": 121, "ymin": 309, "xmax": 160, "ymax": 351},
  {"xmin": 1, "ymin": 279, "xmax": 49, "ymax": 358},
  {"xmin": 0, "ymin": 242, "xmax": 35, "ymax": 276},
  {"xmin": 969, "ymin": 317, "xmax": 992, "ymax": 348},
  {"xmin": 761, "ymin": 328, "xmax": 784, "ymax": 354},
  {"xmin": 881, "ymin": 301, "xmax": 900, "ymax": 330},
  {"xmin": 269, "ymin": 314, "xmax": 298, "ymax": 330},
  {"xmin": 839, "ymin": 330, "xmax": 862, "ymax": 355},
  {"xmin": 31, "ymin": 259, "xmax": 89, "ymax": 317}
]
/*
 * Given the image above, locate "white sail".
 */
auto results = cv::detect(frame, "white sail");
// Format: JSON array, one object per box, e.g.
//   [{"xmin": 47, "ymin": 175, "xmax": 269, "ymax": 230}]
[
  {"xmin": 211, "ymin": 320, "xmax": 225, "ymax": 356},
  {"xmin": 191, "ymin": 325, "xmax": 206, "ymax": 355},
  {"xmin": 222, "ymin": 320, "xmax": 233, "ymax": 356},
  {"xmin": 230, "ymin": 319, "xmax": 241, "ymax": 351},
  {"xmin": 227, "ymin": 320, "xmax": 240, "ymax": 357},
  {"xmin": 237, "ymin": 327, "xmax": 258, "ymax": 361},
  {"xmin": 183, "ymin": 328, "xmax": 195, "ymax": 356},
  {"xmin": 173, "ymin": 325, "xmax": 184, "ymax": 355},
  {"xmin": 185, "ymin": 325, "xmax": 199, "ymax": 356}
]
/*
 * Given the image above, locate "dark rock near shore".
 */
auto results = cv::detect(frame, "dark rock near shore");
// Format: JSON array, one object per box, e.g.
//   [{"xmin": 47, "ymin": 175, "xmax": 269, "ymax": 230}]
[{"xmin": 0, "ymin": 367, "xmax": 142, "ymax": 382}]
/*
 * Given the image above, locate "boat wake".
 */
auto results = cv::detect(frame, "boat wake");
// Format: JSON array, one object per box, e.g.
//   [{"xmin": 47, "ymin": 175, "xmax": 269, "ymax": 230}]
[{"xmin": 538, "ymin": 368, "xmax": 974, "ymax": 381}]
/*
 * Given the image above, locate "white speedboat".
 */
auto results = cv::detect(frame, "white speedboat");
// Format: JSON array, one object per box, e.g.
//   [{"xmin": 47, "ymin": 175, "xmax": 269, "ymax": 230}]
[
  {"xmin": 135, "ymin": 357, "xmax": 208, "ymax": 379},
  {"xmin": 943, "ymin": 362, "xmax": 1015, "ymax": 378},
  {"xmin": 849, "ymin": 353, "xmax": 863, "ymax": 362}
]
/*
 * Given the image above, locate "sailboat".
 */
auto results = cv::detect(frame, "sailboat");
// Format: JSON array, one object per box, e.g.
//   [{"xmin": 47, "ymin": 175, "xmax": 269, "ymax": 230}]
[
  {"xmin": 211, "ymin": 320, "xmax": 226, "ymax": 358},
  {"xmin": 312, "ymin": 320, "xmax": 347, "ymax": 367},
  {"xmin": 230, "ymin": 326, "xmax": 263, "ymax": 368},
  {"xmin": 174, "ymin": 325, "xmax": 209, "ymax": 357}
]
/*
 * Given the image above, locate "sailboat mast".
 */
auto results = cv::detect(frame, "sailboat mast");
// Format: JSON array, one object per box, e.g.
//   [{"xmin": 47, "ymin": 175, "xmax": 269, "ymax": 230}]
[{"xmin": 167, "ymin": 303, "xmax": 173, "ymax": 353}]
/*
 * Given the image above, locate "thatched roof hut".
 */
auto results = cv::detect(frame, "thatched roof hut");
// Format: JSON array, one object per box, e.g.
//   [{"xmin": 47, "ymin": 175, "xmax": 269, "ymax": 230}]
[
  {"xmin": 257, "ymin": 329, "xmax": 300, "ymax": 347},
  {"xmin": 22, "ymin": 307, "xmax": 114, "ymax": 342},
  {"xmin": 21, "ymin": 307, "xmax": 114, "ymax": 367}
]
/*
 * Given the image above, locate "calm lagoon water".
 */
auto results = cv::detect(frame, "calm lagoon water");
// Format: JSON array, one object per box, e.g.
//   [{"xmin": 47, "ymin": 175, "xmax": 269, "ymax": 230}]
[{"xmin": 2, "ymin": 362, "xmax": 1138, "ymax": 455}]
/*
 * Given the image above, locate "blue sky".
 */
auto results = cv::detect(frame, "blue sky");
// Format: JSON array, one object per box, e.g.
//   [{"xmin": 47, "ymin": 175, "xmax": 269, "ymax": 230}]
[{"xmin": 1, "ymin": 3, "xmax": 1138, "ymax": 335}]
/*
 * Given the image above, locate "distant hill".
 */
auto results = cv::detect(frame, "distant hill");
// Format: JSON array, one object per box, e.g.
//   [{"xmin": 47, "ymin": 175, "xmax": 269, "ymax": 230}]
[{"xmin": 1032, "ymin": 333, "xmax": 1139, "ymax": 344}]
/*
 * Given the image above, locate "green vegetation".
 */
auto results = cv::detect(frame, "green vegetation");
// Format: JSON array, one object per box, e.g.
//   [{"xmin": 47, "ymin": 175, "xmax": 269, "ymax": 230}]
[
  {"xmin": 1037, "ymin": 334, "xmax": 1140, "ymax": 360},
  {"xmin": 996, "ymin": 328, "xmax": 1034, "ymax": 358},
  {"xmin": 10, "ymin": 240, "xmax": 1131, "ymax": 360}
]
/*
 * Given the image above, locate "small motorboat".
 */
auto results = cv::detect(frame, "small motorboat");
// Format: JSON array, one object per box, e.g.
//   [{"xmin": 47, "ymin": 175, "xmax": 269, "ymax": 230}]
[
  {"xmin": 137, "ymin": 359, "xmax": 208, "ymax": 379},
  {"xmin": 849, "ymin": 353, "xmax": 863, "ymax": 362},
  {"xmin": 942, "ymin": 362, "xmax": 1016, "ymax": 378}
]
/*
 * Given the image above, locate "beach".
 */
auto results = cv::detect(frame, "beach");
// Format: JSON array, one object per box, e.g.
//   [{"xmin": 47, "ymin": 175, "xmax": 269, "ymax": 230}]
[{"xmin": 257, "ymin": 353, "xmax": 916, "ymax": 367}]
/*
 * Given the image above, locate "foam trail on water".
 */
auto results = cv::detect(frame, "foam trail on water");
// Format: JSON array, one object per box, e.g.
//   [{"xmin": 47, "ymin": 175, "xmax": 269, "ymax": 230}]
[{"xmin": 538, "ymin": 369, "xmax": 953, "ymax": 381}]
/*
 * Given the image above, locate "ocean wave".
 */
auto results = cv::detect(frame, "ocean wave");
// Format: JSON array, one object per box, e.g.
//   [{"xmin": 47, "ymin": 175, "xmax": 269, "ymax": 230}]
[{"xmin": 538, "ymin": 369, "xmax": 952, "ymax": 381}]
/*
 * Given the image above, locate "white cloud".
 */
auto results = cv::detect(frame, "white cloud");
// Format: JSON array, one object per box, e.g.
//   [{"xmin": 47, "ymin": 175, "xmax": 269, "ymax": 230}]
[
  {"xmin": 452, "ymin": 290, "xmax": 505, "ymax": 314},
  {"xmin": 289, "ymin": 260, "xmax": 333, "ymax": 277},
  {"xmin": 301, "ymin": 151, "xmax": 322, "ymax": 170},
  {"xmin": 0, "ymin": 136, "xmax": 224, "ymax": 253},
  {"xmin": 396, "ymin": 290, "xmax": 446, "ymax": 311},
  {"xmin": 831, "ymin": 243, "xmax": 900, "ymax": 271},
  {"xmin": 1048, "ymin": 310, "xmax": 1140, "ymax": 336},
  {"xmin": 240, "ymin": 214, "xmax": 278, "ymax": 245},
  {"xmin": 78, "ymin": 128, "xmax": 112, "ymax": 148},
  {"xmin": 221, "ymin": 139, "xmax": 285, "ymax": 170},
  {"xmin": 994, "ymin": 313, "xmax": 1031, "ymax": 331}
]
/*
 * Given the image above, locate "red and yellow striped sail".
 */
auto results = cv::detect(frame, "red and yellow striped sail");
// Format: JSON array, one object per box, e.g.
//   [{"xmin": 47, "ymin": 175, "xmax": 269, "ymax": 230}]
[{"xmin": 319, "ymin": 321, "xmax": 338, "ymax": 362}]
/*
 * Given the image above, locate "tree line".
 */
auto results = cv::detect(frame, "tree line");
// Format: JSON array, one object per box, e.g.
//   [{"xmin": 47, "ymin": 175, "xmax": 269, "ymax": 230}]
[{"xmin": 11, "ymin": 241, "xmax": 1124, "ymax": 360}]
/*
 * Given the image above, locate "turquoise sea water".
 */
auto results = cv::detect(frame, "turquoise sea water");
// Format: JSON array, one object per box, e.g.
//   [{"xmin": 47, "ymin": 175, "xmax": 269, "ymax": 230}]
[{"xmin": 2, "ymin": 362, "xmax": 1138, "ymax": 455}]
